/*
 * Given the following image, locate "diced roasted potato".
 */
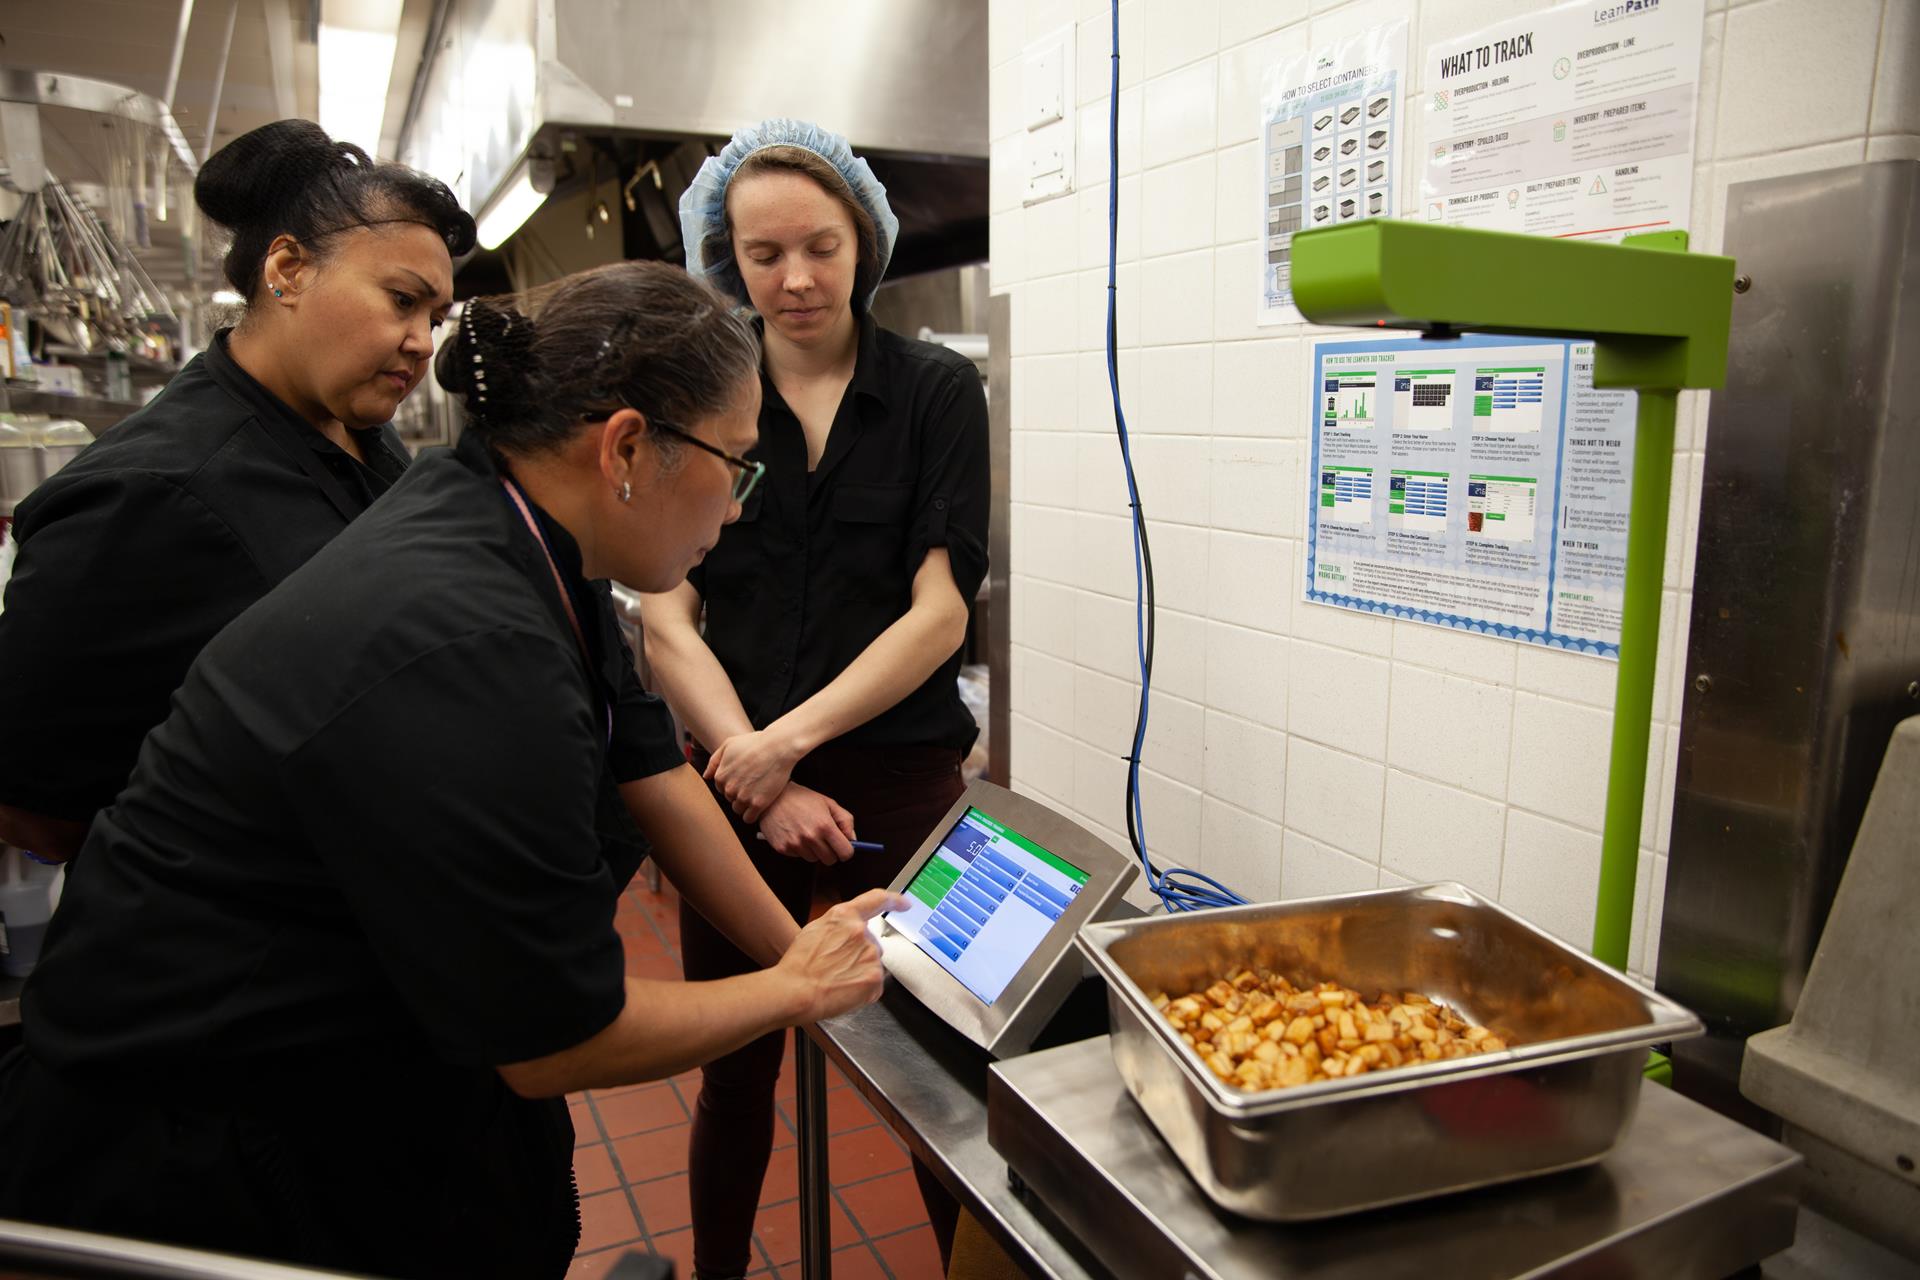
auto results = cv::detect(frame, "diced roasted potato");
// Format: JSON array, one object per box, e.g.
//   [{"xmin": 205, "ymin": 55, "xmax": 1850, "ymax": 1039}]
[
  {"xmin": 1219, "ymin": 1029, "xmax": 1258, "ymax": 1058},
  {"xmin": 1158, "ymin": 968, "xmax": 1513, "ymax": 1092}
]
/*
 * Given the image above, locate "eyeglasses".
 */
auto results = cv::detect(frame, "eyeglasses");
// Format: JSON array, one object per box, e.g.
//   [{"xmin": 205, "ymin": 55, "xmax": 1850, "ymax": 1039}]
[
  {"xmin": 583, "ymin": 407, "xmax": 765, "ymax": 504},
  {"xmin": 656, "ymin": 421, "xmax": 765, "ymax": 504}
]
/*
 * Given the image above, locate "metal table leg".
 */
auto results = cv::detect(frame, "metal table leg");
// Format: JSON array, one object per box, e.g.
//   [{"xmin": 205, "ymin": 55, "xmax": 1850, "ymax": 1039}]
[{"xmin": 796, "ymin": 1026, "xmax": 833, "ymax": 1280}]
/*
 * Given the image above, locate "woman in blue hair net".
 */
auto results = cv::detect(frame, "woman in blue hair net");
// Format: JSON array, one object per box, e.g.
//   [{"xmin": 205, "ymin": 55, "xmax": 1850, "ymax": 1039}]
[{"xmin": 640, "ymin": 119, "xmax": 989, "ymax": 1279}]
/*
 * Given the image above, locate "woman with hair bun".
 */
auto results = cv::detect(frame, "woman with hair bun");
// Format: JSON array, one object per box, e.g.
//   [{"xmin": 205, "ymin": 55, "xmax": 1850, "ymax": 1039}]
[
  {"xmin": 0, "ymin": 118, "xmax": 473, "ymax": 861},
  {"xmin": 0, "ymin": 261, "xmax": 897, "ymax": 1278}
]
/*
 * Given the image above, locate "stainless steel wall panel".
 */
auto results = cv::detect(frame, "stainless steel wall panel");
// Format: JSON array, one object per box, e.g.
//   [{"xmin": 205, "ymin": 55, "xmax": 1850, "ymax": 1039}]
[
  {"xmin": 1662, "ymin": 160, "xmax": 1920, "ymax": 1123},
  {"xmin": 987, "ymin": 290, "xmax": 1011, "ymax": 786}
]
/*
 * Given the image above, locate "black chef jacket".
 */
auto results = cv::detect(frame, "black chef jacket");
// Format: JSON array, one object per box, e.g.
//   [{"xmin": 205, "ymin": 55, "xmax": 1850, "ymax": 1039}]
[
  {"xmin": 0, "ymin": 330, "xmax": 409, "ymax": 826},
  {"xmin": 0, "ymin": 433, "xmax": 682, "ymax": 1277},
  {"xmin": 688, "ymin": 316, "xmax": 989, "ymax": 751}
]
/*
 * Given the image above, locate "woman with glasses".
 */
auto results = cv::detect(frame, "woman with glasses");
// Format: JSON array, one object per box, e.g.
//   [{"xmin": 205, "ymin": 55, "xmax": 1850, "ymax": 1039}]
[
  {"xmin": 0, "ymin": 262, "xmax": 899, "ymax": 1278},
  {"xmin": 639, "ymin": 118, "xmax": 989, "ymax": 1280},
  {"xmin": 0, "ymin": 119, "xmax": 472, "ymax": 861}
]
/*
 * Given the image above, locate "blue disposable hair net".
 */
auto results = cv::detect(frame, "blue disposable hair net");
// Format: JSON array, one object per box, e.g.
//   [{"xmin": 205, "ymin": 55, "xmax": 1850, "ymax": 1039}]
[{"xmin": 679, "ymin": 118, "xmax": 900, "ymax": 310}]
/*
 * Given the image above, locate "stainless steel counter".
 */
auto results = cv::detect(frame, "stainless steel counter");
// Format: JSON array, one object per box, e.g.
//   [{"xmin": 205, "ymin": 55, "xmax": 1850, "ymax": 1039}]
[
  {"xmin": 804, "ymin": 977, "xmax": 1802, "ymax": 1280},
  {"xmin": 803, "ymin": 982, "xmax": 1108, "ymax": 1279},
  {"xmin": 992, "ymin": 1037, "xmax": 1802, "ymax": 1280}
]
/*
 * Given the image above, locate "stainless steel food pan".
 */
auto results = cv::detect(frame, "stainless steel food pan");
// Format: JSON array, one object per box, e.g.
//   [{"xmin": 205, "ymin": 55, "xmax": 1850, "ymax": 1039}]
[{"xmin": 1075, "ymin": 882, "xmax": 1702, "ymax": 1220}]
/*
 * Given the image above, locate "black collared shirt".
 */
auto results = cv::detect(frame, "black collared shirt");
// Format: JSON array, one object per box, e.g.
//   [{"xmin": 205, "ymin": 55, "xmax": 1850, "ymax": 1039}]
[
  {"xmin": 24, "ymin": 431, "xmax": 680, "ymax": 1079},
  {"xmin": 0, "ymin": 331, "xmax": 409, "ymax": 823},
  {"xmin": 688, "ymin": 317, "xmax": 989, "ymax": 751}
]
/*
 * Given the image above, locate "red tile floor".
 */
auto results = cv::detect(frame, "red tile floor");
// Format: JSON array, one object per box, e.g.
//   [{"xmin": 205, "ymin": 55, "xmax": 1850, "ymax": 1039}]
[{"xmin": 565, "ymin": 878, "xmax": 943, "ymax": 1280}]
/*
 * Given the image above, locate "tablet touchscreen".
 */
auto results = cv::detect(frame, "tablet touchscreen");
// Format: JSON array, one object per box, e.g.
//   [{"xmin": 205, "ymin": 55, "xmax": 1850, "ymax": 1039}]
[{"xmin": 883, "ymin": 806, "xmax": 1089, "ymax": 1005}]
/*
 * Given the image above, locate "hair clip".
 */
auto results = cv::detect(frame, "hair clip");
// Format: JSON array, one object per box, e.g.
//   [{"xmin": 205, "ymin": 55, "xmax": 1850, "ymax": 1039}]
[{"xmin": 464, "ymin": 307, "xmax": 489, "ymax": 406}]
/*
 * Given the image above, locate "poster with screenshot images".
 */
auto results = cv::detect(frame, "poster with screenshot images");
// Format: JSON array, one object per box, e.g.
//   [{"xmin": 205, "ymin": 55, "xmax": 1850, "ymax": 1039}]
[
  {"xmin": 1419, "ymin": 0, "xmax": 1704, "ymax": 240},
  {"xmin": 1304, "ymin": 334, "xmax": 1636, "ymax": 657},
  {"xmin": 1259, "ymin": 19, "xmax": 1409, "ymax": 325},
  {"xmin": 885, "ymin": 808, "xmax": 1089, "ymax": 1005}
]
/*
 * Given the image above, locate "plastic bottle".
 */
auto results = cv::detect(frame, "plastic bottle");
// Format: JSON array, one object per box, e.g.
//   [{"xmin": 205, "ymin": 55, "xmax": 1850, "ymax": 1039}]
[
  {"xmin": 0, "ymin": 415, "xmax": 37, "ymax": 518},
  {"xmin": 37, "ymin": 417, "xmax": 92, "ymax": 482},
  {"xmin": 0, "ymin": 523, "xmax": 15, "ymax": 610},
  {"xmin": 0, "ymin": 847, "xmax": 60, "ymax": 979},
  {"xmin": 105, "ymin": 349, "xmax": 133, "ymax": 402}
]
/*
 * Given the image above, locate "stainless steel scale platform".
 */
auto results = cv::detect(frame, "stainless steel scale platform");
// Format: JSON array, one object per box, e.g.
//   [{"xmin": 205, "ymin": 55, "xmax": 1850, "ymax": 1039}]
[{"xmin": 988, "ymin": 1036, "xmax": 1801, "ymax": 1280}]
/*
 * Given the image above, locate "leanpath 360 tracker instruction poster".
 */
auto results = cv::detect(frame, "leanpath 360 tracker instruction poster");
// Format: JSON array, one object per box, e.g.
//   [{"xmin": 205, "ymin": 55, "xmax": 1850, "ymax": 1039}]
[
  {"xmin": 1420, "ymin": 0, "xmax": 1704, "ymax": 241},
  {"xmin": 1304, "ymin": 334, "xmax": 1637, "ymax": 658}
]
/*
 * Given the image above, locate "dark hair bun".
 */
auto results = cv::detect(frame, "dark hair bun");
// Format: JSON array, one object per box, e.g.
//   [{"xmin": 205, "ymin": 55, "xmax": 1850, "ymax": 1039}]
[
  {"xmin": 196, "ymin": 117, "xmax": 474, "ymax": 301},
  {"xmin": 194, "ymin": 119, "xmax": 365, "ymax": 233},
  {"xmin": 434, "ymin": 317, "xmax": 477, "ymax": 401},
  {"xmin": 441, "ymin": 263, "xmax": 760, "ymax": 456},
  {"xmin": 438, "ymin": 301, "xmax": 542, "ymax": 432}
]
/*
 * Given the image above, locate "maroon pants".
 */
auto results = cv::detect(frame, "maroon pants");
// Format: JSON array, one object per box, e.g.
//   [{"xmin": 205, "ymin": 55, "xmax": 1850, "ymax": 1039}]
[{"xmin": 680, "ymin": 743, "xmax": 966, "ymax": 1280}]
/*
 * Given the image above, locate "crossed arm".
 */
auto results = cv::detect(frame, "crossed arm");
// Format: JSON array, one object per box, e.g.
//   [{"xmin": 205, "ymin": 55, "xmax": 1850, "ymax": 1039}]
[{"xmin": 638, "ymin": 548, "xmax": 969, "ymax": 861}]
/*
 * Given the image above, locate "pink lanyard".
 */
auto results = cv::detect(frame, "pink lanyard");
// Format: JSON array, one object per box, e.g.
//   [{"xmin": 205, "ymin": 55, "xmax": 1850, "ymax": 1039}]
[{"xmin": 500, "ymin": 477, "xmax": 613, "ymax": 747}]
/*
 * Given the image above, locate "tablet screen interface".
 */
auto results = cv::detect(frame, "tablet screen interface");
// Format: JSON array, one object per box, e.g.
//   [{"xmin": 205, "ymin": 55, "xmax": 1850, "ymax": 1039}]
[{"xmin": 884, "ymin": 807, "xmax": 1089, "ymax": 1004}]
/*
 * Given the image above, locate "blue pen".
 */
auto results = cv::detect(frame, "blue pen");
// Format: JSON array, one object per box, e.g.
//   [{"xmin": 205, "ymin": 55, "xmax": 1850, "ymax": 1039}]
[{"xmin": 755, "ymin": 833, "xmax": 885, "ymax": 853}]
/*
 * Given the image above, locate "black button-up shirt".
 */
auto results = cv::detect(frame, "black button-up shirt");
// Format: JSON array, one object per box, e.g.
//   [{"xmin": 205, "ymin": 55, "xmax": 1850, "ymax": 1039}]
[
  {"xmin": 26, "ymin": 432, "xmax": 680, "ymax": 1075},
  {"xmin": 688, "ymin": 318, "xmax": 989, "ymax": 752},
  {"xmin": 11, "ymin": 440, "xmax": 680, "ymax": 1273},
  {"xmin": 0, "ymin": 331, "xmax": 408, "ymax": 823}
]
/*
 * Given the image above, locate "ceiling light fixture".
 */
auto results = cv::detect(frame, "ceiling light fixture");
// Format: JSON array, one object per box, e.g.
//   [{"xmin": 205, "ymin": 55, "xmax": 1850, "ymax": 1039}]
[
  {"xmin": 475, "ymin": 156, "xmax": 556, "ymax": 251},
  {"xmin": 317, "ymin": 0, "xmax": 405, "ymax": 157}
]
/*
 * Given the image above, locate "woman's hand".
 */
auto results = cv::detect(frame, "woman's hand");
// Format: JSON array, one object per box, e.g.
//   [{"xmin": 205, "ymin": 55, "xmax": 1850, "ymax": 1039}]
[
  {"xmin": 757, "ymin": 783, "xmax": 857, "ymax": 865},
  {"xmin": 705, "ymin": 726, "xmax": 804, "ymax": 822},
  {"xmin": 775, "ymin": 888, "xmax": 906, "ymax": 1023}
]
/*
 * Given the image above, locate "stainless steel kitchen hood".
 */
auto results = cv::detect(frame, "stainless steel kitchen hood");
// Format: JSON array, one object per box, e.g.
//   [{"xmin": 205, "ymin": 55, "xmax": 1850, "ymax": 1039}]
[{"xmin": 398, "ymin": 0, "xmax": 987, "ymax": 279}]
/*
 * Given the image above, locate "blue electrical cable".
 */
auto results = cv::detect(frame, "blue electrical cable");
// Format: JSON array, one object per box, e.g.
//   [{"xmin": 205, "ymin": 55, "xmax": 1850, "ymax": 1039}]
[{"xmin": 1106, "ymin": 0, "xmax": 1246, "ymax": 913}]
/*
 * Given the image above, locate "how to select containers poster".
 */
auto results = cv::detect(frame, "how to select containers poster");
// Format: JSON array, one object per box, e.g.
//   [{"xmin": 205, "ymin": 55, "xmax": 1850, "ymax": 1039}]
[
  {"xmin": 1304, "ymin": 334, "xmax": 1637, "ymax": 658},
  {"xmin": 1258, "ymin": 20, "xmax": 1409, "ymax": 324}
]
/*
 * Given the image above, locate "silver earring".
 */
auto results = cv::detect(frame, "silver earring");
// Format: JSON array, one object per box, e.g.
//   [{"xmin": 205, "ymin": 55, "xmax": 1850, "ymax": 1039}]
[{"xmin": 620, "ymin": 481, "xmax": 632, "ymax": 503}]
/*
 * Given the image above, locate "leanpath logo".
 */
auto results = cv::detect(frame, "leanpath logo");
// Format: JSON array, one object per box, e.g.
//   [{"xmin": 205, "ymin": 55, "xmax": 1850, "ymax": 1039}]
[{"xmin": 1594, "ymin": 0, "xmax": 1659, "ymax": 24}]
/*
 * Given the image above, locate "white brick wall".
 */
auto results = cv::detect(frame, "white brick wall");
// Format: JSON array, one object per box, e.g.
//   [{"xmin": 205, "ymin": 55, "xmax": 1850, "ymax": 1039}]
[{"xmin": 992, "ymin": 0, "xmax": 1916, "ymax": 978}]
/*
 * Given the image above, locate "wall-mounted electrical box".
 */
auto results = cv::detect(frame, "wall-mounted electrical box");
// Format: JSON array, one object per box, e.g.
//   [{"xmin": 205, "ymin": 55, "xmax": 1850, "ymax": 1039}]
[{"xmin": 1023, "ymin": 27, "xmax": 1075, "ymax": 205}]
